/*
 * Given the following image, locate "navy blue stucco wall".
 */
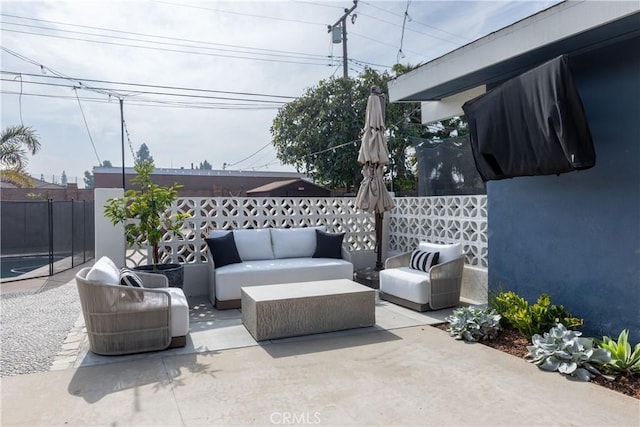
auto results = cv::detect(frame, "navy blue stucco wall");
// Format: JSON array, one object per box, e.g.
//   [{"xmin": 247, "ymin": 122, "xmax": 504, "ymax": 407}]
[{"xmin": 488, "ymin": 36, "xmax": 640, "ymax": 342}]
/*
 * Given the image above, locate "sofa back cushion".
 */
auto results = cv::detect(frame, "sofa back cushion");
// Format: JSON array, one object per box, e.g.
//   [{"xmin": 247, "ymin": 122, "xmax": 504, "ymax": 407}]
[
  {"xmin": 233, "ymin": 229, "xmax": 274, "ymax": 261},
  {"xmin": 271, "ymin": 226, "xmax": 326, "ymax": 259},
  {"xmin": 417, "ymin": 242, "xmax": 462, "ymax": 264},
  {"xmin": 208, "ymin": 229, "xmax": 274, "ymax": 261},
  {"xmin": 86, "ymin": 256, "xmax": 121, "ymax": 285}
]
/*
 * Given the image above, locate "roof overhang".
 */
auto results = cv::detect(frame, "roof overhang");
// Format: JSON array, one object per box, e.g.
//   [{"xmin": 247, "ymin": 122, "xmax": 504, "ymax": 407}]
[{"xmin": 388, "ymin": 1, "xmax": 640, "ymax": 122}]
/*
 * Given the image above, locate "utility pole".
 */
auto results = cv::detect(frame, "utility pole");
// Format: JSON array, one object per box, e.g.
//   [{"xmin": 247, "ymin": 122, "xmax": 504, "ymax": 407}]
[
  {"xmin": 120, "ymin": 98, "xmax": 125, "ymax": 189},
  {"xmin": 328, "ymin": 0, "xmax": 358, "ymax": 79}
]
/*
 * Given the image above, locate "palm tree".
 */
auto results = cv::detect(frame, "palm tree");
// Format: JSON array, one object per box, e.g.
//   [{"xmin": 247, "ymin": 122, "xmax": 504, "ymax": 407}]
[{"xmin": 1, "ymin": 125, "xmax": 41, "ymax": 187}]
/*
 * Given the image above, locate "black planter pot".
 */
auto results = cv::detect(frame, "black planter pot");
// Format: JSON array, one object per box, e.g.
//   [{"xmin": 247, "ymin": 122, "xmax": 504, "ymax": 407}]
[{"xmin": 134, "ymin": 263, "xmax": 184, "ymax": 288}]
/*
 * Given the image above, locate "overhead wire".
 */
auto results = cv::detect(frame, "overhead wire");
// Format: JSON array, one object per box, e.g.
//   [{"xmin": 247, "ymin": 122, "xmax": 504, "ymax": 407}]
[
  {"xmin": 0, "ymin": 13, "xmax": 333, "ymax": 59},
  {"xmin": 0, "ymin": 21, "xmax": 338, "ymax": 64},
  {"xmin": 1, "ymin": 29, "xmax": 341, "ymax": 67},
  {"xmin": 0, "ymin": 77, "xmax": 289, "ymax": 104},
  {"xmin": 122, "ymin": 120, "xmax": 137, "ymax": 161},
  {"xmin": 73, "ymin": 87, "xmax": 102, "ymax": 165},
  {"xmin": 225, "ymin": 141, "xmax": 273, "ymax": 168},
  {"xmin": 1, "ymin": 47, "xmax": 127, "ymax": 98},
  {"xmin": 360, "ymin": 1, "xmax": 471, "ymax": 43},
  {"xmin": 397, "ymin": 0, "xmax": 412, "ymax": 64},
  {"xmin": 291, "ymin": 1, "xmax": 345, "ymax": 11},
  {"xmin": 155, "ymin": 0, "xmax": 327, "ymax": 26},
  {"xmin": 1, "ymin": 70, "xmax": 298, "ymax": 99},
  {"xmin": 0, "ymin": 90, "xmax": 284, "ymax": 110}
]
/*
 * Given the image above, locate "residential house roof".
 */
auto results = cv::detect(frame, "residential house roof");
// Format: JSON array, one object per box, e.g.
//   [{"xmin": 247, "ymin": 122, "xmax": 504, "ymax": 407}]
[{"xmin": 388, "ymin": 1, "xmax": 639, "ymax": 122}]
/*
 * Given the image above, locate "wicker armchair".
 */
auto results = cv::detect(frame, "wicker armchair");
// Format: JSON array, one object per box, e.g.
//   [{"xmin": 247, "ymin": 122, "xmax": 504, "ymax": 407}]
[
  {"xmin": 379, "ymin": 242, "xmax": 465, "ymax": 311},
  {"xmin": 76, "ymin": 265, "xmax": 188, "ymax": 356}
]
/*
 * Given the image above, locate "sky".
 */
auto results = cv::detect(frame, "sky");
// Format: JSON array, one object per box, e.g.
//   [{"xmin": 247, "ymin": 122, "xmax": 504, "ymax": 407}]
[{"xmin": 1, "ymin": 0, "xmax": 560, "ymax": 187}]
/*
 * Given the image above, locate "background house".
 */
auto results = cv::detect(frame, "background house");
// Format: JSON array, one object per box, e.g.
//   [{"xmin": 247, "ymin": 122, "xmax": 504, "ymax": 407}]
[
  {"xmin": 0, "ymin": 177, "xmax": 93, "ymax": 201},
  {"xmin": 94, "ymin": 167, "xmax": 312, "ymax": 197},
  {"xmin": 389, "ymin": 2, "xmax": 640, "ymax": 341},
  {"xmin": 245, "ymin": 179, "xmax": 331, "ymax": 197}
]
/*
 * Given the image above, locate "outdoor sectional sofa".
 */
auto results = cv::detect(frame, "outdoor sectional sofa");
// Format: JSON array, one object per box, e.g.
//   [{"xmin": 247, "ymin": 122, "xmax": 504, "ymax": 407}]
[{"xmin": 206, "ymin": 226, "xmax": 353, "ymax": 309}]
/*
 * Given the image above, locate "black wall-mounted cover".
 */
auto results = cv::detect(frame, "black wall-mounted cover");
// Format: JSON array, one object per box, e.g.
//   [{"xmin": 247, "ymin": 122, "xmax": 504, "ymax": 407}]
[{"xmin": 462, "ymin": 55, "xmax": 595, "ymax": 181}]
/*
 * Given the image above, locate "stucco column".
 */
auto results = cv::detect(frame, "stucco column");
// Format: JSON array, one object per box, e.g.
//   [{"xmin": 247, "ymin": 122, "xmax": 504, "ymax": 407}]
[{"xmin": 94, "ymin": 188, "xmax": 125, "ymax": 266}]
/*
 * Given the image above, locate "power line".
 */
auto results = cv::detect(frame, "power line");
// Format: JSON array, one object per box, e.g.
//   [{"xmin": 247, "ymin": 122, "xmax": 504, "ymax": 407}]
[
  {"xmin": 155, "ymin": 1, "xmax": 328, "ymax": 26},
  {"xmin": 291, "ymin": 1, "xmax": 346, "ymax": 10},
  {"xmin": 1, "ymin": 28, "xmax": 341, "ymax": 67},
  {"xmin": 360, "ymin": 1, "xmax": 471, "ymax": 43},
  {"xmin": 397, "ymin": 0, "xmax": 412, "ymax": 64},
  {"xmin": 0, "ymin": 13, "xmax": 332, "ymax": 59},
  {"xmin": 0, "ymin": 90, "xmax": 285, "ymax": 110},
  {"xmin": 0, "ymin": 77, "xmax": 289, "ymax": 104},
  {"xmin": 1, "ymin": 47, "xmax": 127, "ymax": 98},
  {"xmin": 224, "ymin": 141, "xmax": 273, "ymax": 168},
  {"xmin": 1, "ymin": 70, "xmax": 298, "ymax": 100},
  {"xmin": 350, "ymin": 31, "xmax": 424, "ymax": 58},
  {"xmin": 122, "ymin": 120, "xmax": 137, "ymax": 161},
  {"xmin": 73, "ymin": 87, "xmax": 101, "ymax": 165},
  {"xmin": 0, "ymin": 21, "xmax": 338, "ymax": 63}
]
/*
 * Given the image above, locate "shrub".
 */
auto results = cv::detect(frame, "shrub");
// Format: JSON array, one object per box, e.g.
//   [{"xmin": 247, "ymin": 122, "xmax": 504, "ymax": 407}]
[
  {"xmin": 595, "ymin": 329, "xmax": 640, "ymax": 375},
  {"xmin": 446, "ymin": 306, "xmax": 502, "ymax": 342},
  {"xmin": 526, "ymin": 324, "xmax": 610, "ymax": 381},
  {"xmin": 489, "ymin": 291, "xmax": 583, "ymax": 339}
]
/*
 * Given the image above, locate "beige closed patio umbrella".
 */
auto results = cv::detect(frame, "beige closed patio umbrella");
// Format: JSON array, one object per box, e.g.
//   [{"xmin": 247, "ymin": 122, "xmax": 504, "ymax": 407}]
[{"xmin": 355, "ymin": 86, "xmax": 394, "ymax": 273}]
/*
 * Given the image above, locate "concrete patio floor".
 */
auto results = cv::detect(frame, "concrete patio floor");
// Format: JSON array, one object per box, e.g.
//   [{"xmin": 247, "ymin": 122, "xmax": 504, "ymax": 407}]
[{"xmin": 1, "ymin": 268, "xmax": 639, "ymax": 426}]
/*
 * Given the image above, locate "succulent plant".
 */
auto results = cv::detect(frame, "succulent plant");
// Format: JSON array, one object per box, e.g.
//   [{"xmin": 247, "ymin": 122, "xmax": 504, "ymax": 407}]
[
  {"xmin": 526, "ymin": 324, "xmax": 611, "ymax": 381},
  {"xmin": 446, "ymin": 306, "xmax": 502, "ymax": 342},
  {"xmin": 490, "ymin": 291, "xmax": 583, "ymax": 339},
  {"xmin": 595, "ymin": 329, "xmax": 640, "ymax": 375}
]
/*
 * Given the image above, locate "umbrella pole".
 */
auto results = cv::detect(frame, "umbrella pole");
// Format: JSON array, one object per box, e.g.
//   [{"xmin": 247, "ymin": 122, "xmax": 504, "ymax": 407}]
[{"xmin": 375, "ymin": 212, "xmax": 384, "ymax": 270}]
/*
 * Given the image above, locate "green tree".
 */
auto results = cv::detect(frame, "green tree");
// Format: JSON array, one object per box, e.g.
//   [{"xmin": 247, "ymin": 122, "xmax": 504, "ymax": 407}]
[
  {"xmin": 0, "ymin": 125, "xmax": 41, "ymax": 187},
  {"xmin": 61, "ymin": 170, "xmax": 68, "ymax": 186},
  {"xmin": 198, "ymin": 160, "xmax": 212, "ymax": 170},
  {"xmin": 83, "ymin": 170, "xmax": 94, "ymax": 189},
  {"xmin": 102, "ymin": 160, "xmax": 113, "ymax": 167},
  {"xmin": 270, "ymin": 67, "xmax": 419, "ymax": 192},
  {"xmin": 136, "ymin": 143, "xmax": 153, "ymax": 164}
]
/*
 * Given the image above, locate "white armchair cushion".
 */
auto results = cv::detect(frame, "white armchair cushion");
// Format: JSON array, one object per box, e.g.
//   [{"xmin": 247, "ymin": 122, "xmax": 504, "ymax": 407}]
[
  {"xmin": 271, "ymin": 226, "xmax": 325, "ymax": 259},
  {"xmin": 233, "ymin": 229, "xmax": 274, "ymax": 261},
  {"xmin": 86, "ymin": 256, "xmax": 120, "ymax": 285},
  {"xmin": 418, "ymin": 242, "xmax": 462, "ymax": 264},
  {"xmin": 163, "ymin": 288, "xmax": 190, "ymax": 337},
  {"xmin": 379, "ymin": 267, "xmax": 431, "ymax": 304}
]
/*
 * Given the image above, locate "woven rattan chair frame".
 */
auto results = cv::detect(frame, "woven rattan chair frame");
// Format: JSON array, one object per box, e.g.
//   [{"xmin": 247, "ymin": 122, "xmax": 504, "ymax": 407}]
[
  {"xmin": 380, "ymin": 252, "xmax": 465, "ymax": 311},
  {"xmin": 75, "ymin": 267, "xmax": 173, "ymax": 356}
]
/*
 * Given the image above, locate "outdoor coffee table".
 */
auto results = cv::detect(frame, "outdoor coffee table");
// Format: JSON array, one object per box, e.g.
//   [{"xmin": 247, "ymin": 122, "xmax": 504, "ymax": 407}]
[{"xmin": 241, "ymin": 279, "xmax": 375, "ymax": 341}]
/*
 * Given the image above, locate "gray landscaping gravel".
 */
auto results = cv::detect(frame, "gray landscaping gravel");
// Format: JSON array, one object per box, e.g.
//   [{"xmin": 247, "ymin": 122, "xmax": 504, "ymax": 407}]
[{"xmin": 1, "ymin": 284, "xmax": 81, "ymax": 377}]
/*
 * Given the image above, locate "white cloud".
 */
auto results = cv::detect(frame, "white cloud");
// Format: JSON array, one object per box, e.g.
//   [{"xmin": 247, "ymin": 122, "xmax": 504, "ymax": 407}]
[{"xmin": 0, "ymin": 0, "xmax": 560, "ymax": 186}]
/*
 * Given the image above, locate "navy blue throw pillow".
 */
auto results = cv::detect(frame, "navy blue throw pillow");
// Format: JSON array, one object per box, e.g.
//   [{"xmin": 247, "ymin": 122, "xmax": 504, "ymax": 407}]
[
  {"xmin": 205, "ymin": 232, "xmax": 242, "ymax": 268},
  {"xmin": 312, "ymin": 229, "xmax": 345, "ymax": 259}
]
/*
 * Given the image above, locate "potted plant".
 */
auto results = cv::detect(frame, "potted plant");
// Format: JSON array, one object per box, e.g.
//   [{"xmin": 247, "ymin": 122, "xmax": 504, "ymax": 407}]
[{"xmin": 104, "ymin": 159, "xmax": 190, "ymax": 287}]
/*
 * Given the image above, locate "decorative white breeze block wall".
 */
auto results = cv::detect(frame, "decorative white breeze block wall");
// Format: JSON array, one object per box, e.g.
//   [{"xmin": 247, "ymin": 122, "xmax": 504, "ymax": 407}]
[
  {"xmin": 119, "ymin": 195, "xmax": 487, "ymax": 301},
  {"xmin": 388, "ymin": 196, "xmax": 487, "ymax": 268},
  {"xmin": 126, "ymin": 197, "xmax": 376, "ymax": 267}
]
